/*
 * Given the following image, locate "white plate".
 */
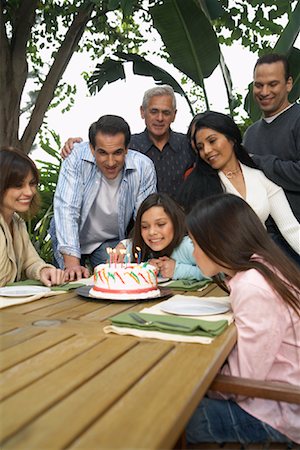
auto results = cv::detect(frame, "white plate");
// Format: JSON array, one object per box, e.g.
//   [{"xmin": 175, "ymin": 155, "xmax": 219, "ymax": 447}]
[
  {"xmin": 160, "ymin": 298, "xmax": 230, "ymax": 316},
  {"xmin": 0, "ymin": 286, "xmax": 51, "ymax": 297}
]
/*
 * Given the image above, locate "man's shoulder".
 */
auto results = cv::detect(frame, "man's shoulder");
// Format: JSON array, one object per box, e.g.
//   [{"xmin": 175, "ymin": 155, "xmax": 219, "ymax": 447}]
[
  {"xmin": 126, "ymin": 149, "xmax": 155, "ymax": 167},
  {"xmin": 130, "ymin": 130, "xmax": 148, "ymax": 144},
  {"xmin": 244, "ymin": 119, "xmax": 261, "ymax": 135},
  {"xmin": 131, "ymin": 130, "xmax": 147, "ymax": 139},
  {"xmin": 61, "ymin": 141, "xmax": 93, "ymax": 165},
  {"xmin": 169, "ymin": 130, "xmax": 193, "ymax": 154},
  {"xmin": 246, "ymin": 103, "xmax": 300, "ymax": 133},
  {"xmin": 169, "ymin": 129, "xmax": 187, "ymax": 140}
]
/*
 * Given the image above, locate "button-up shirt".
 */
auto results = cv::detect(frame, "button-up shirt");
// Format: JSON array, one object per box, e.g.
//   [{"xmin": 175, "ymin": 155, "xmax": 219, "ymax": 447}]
[
  {"xmin": 130, "ymin": 129, "xmax": 195, "ymax": 199},
  {"xmin": 50, "ymin": 143, "xmax": 156, "ymax": 267}
]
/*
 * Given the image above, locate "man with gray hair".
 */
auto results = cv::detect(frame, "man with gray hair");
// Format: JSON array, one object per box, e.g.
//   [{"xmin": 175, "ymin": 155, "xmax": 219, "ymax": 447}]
[
  {"xmin": 61, "ymin": 85, "xmax": 195, "ymax": 199},
  {"xmin": 129, "ymin": 85, "xmax": 195, "ymax": 198}
]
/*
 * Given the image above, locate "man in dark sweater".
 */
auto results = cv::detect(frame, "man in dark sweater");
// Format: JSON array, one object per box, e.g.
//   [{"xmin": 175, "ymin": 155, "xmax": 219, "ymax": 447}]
[
  {"xmin": 61, "ymin": 85, "xmax": 195, "ymax": 200},
  {"xmin": 243, "ymin": 53, "xmax": 300, "ymax": 262}
]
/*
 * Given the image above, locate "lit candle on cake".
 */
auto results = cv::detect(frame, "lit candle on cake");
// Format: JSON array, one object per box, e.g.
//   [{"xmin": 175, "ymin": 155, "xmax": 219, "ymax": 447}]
[
  {"xmin": 136, "ymin": 247, "xmax": 142, "ymax": 264},
  {"xmin": 112, "ymin": 248, "xmax": 117, "ymax": 267},
  {"xmin": 119, "ymin": 249, "xmax": 126, "ymax": 267},
  {"xmin": 106, "ymin": 247, "xmax": 112, "ymax": 267},
  {"xmin": 126, "ymin": 253, "xmax": 131, "ymax": 267}
]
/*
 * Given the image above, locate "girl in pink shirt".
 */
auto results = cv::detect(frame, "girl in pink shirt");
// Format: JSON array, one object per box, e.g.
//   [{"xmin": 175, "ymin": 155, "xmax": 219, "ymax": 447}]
[{"xmin": 186, "ymin": 193, "xmax": 300, "ymax": 446}]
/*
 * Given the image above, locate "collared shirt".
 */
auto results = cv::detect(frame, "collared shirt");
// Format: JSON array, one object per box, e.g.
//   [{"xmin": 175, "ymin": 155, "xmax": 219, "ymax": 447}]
[
  {"xmin": 51, "ymin": 143, "xmax": 157, "ymax": 267},
  {"xmin": 130, "ymin": 129, "xmax": 195, "ymax": 199}
]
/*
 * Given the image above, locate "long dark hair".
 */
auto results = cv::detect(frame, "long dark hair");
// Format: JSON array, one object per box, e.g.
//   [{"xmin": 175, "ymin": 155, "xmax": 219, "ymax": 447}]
[
  {"xmin": 177, "ymin": 111, "xmax": 257, "ymax": 213},
  {"xmin": 132, "ymin": 193, "xmax": 186, "ymax": 260},
  {"xmin": 187, "ymin": 193, "xmax": 300, "ymax": 315},
  {"xmin": 0, "ymin": 147, "xmax": 40, "ymax": 217}
]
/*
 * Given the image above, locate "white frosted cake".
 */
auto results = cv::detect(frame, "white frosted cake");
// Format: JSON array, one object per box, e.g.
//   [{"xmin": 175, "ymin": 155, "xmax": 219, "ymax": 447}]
[{"xmin": 90, "ymin": 262, "xmax": 160, "ymax": 300}]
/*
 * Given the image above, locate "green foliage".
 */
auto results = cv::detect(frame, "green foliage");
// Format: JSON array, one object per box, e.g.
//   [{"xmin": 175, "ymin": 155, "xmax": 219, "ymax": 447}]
[
  {"xmin": 214, "ymin": 0, "xmax": 298, "ymax": 52},
  {"xmin": 27, "ymin": 131, "xmax": 62, "ymax": 263},
  {"xmin": 150, "ymin": 0, "xmax": 220, "ymax": 108},
  {"xmin": 3, "ymin": 0, "xmax": 148, "ymax": 139},
  {"xmin": 88, "ymin": 52, "xmax": 195, "ymax": 114}
]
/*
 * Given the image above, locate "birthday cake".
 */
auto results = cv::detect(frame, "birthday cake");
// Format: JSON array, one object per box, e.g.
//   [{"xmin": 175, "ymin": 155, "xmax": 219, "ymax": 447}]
[{"xmin": 90, "ymin": 262, "xmax": 160, "ymax": 300}]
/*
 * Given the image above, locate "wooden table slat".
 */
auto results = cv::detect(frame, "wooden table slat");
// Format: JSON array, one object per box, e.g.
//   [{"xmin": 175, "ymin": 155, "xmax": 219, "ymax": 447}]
[
  {"xmin": 0, "ymin": 326, "xmax": 45, "ymax": 351},
  {"xmin": 3, "ymin": 340, "xmax": 174, "ymax": 449},
  {"xmin": 0, "ymin": 328, "xmax": 74, "ymax": 372},
  {"xmin": 69, "ymin": 326, "xmax": 236, "ymax": 450},
  {"xmin": 0, "ymin": 334, "xmax": 106, "ymax": 401},
  {"xmin": 0, "ymin": 284, "xmax": 235, "ymax": 449},
  {"xmin": 7, "ymin": 291, "xmax": 77, "ymax": 314},
  {"xmin": 0, "ymin": 336, "xmax": 141, "ymax": 442}
]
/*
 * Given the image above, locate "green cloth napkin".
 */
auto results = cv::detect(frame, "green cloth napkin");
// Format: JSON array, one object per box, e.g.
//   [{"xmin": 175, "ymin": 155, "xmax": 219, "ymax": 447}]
[
  {"xmin": 111, "ymin": 312, "xmax": 228, "ymax": 337},
  {"xmin": 166, "ymin": 279, "xmax": 211, "ymax": 291},
  {"xmin": 8, "ymin": 280, "xmax": 85, "ymax": 291}
]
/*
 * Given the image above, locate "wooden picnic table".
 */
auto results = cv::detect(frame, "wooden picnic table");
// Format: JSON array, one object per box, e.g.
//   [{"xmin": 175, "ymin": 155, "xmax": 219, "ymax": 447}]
[{"xmin": 0, "ymin": 283, "xmax": 236, "ymax": 450}]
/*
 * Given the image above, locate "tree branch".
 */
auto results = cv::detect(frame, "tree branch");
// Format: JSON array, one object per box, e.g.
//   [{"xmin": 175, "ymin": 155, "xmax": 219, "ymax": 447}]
[
  {"xmin": 0, "ymin": 4, "xmax": 10, "ymax": 82},
  {"xmin": 21, "ymin": 2, "xmax": 97, "ymax": 152}
]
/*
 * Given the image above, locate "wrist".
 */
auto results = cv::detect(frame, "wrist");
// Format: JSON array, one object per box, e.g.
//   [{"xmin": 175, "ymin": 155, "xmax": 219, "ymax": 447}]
[{"xmin": 63, "ymin": 254, "xmax": 81, "ymax": 268}]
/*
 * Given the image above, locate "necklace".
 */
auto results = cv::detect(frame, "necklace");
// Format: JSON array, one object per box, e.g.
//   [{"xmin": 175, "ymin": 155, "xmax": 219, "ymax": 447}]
[{"xmin": 223, "ymin": 167, "xmax": 241, "ymax": 179}]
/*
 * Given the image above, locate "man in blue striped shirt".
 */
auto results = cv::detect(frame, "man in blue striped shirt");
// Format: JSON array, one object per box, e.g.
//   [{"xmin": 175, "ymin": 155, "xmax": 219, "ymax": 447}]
[{"xmin": 50, "ymin": 115, "xmax": 157, "ymax": 281}]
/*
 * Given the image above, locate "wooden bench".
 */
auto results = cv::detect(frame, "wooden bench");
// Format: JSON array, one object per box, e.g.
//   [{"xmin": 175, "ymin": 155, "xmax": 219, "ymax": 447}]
[
  {"xmin": 210, "ymin": 374, "xmax": 300, "ymax": 404},
  {"xmin": 182, "ymin": 375, "xmax": 300, "ymax": 450}
]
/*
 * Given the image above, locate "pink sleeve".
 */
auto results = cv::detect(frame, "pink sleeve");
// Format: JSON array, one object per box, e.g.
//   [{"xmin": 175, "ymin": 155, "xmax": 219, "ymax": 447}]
[{"xmin": 221, "ymin": 281, "xmax": 286, "ymax": 380}]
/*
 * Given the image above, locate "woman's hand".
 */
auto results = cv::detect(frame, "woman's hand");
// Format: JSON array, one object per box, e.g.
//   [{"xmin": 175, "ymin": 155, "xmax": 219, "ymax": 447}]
[
  {"xmin": 148, "ymin": 258, "xmax": 161, "ymax": 270},
  {"xmin": 40, "ymin": 267, "xmax": 66, "ymax": 287},
  {"xmin": 158, "ymin": 256, "xmax": 176, "ymax": 278}
]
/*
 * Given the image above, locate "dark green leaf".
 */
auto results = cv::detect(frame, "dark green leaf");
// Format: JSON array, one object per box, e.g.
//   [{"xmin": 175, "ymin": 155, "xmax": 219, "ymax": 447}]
[
  {"xmin": 150, "ymin": 0, "xmax": 220, "ymax": 87},
  {"xmin": 197, "ymin": 0, "xmax": 225, "ymax": 20},
  {"xmin": 88, "ymin": 59, "xmax": 126, "ymax": 94},
  {"xmin": 288, "ymin": 47, "xmax": 300, "ymax": 102},
  {"xmin": 274, "ymin": 1, "xmax": 300, "ymax": 54},
  {"xmin": 244, "ymin": 83, "xmax": 261, "ymax": 122},
  {"xmin": 116, "ymin": 51, "xmax": 193, "ymax": 113},
  {"xmin": 108, "ymin": 0, "xmax": 120, "ymax": 10},
  {"xmin": 120, "ymin": 0, "xmax": 135, "ymax": 17}
]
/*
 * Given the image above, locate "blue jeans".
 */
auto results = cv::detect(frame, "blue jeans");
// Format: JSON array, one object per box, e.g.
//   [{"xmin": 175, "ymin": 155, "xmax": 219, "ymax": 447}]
[
  {"xmin": 81, "ymin": 238, "xmax": 120, "ymax": 269},
  {"xmin": 186, "ymin": 397, "xmax": 295, "ymax": 447}
]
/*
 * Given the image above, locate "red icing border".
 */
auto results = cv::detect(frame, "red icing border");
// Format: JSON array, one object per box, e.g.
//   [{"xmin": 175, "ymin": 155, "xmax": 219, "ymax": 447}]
[{"xmin": 92, "ymin": 286, "xmax": 157, "ymax": 294}]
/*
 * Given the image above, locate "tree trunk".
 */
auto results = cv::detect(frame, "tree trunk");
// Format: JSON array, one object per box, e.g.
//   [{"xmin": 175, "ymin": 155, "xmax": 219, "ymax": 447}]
[
  {"xmin": 0, "ymin": 0, "xmax": 38, "ymax": 150},
  {"xmin": 0, "ymin": 2, "xmax": 97, "ymax": 154}
]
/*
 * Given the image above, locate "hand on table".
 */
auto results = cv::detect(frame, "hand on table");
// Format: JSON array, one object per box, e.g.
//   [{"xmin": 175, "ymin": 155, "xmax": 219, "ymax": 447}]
[
  {"xmin": 64, "ymin": 265, "xmax": 90, "ymax": 282},
  {"xmin": 60, "ymin": 137, "xmax": 83, "ymax": 159},
  {"xmin": 40, "ymin": 268, "xmax": 66, "ymax": 287}
]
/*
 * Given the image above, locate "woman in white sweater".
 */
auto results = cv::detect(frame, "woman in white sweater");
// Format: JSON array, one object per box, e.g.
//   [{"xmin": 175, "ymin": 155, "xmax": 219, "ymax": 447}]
[{"xmin": 177, "ymin": 111, "xmax": 300, "ymax": 264}]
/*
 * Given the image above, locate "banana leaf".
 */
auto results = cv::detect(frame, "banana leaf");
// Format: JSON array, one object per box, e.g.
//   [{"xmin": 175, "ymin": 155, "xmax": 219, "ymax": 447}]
[
  {"xmin": 88, "ymin": 53, "xmax": 194, "ymax": 114},
  {"xmin": 150, "ymin": 0, "xmax": 220, "ymax": 107}
]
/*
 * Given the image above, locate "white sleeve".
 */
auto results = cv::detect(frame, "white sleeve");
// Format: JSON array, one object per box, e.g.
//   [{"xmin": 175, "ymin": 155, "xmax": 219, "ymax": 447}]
[{"xmin": 263, "ymin": 175, "xmax": 300, "ymax": 254}]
